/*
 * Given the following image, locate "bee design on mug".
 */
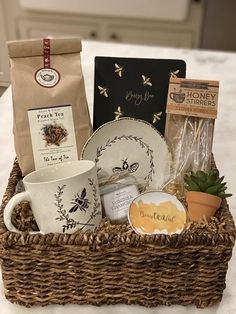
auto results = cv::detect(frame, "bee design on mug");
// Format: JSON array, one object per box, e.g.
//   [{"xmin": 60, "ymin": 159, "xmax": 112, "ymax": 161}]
[
  {"xmin": 98, "ymin": 86, "xmax": 108, "ymax": 97},
  {"xmin": 142, "ymin": 75, "xmax": 152, "ymax": 86},
  {"xmin": 112, "ymin": 158, "xmax": 139, "ymax": 174},
  {"xmin": 69, "ymin": 188, "xmax": 90, "ymax": 213}
]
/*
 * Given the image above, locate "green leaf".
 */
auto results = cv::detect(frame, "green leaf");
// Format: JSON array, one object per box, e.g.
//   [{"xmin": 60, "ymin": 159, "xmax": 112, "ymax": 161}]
[
  {"xmin": 217, "ymin": 183, "xmax": 227, "ymax": 191},
  {"xmin": 207, "ymin": 172, "xmax": 219, "ymax": 186},
  {"xmin": 218, "ymin": 186, "xmax": 227, "ymax": 192},
  {"xmin": 185, "ymin": 180, "xmax": 201, "ymax": 191},
  {"xmin": 184, "ymin": 170, "xmax": 231, "ymax": 196},
  {"xmin": 205, "ymin": 184, "xmax": 222, "ymax": 195},
  {"xmin": 216, "ymin": 176, "xmax": 225, "ymax": 184},
  {"xmin": 192, "ymin": 178, "xmax": 209, "ymax": 191},
  {"xmin": 196, "ymin": 171, "xmax": 207, "ymax": 181},
  {"xmin": 219, "ymin": 193, "xmax": 233, "ymax": 199}
]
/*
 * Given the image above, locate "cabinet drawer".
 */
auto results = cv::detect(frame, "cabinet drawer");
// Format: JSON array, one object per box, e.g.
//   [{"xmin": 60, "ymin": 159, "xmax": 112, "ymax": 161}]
[
  {"xmin": 18, "ymin": 17, "xmax": 101, "ymax": 40},
  {"xmin": 107, "ymin": 24, "xmax": 193, "ymax": 48}
]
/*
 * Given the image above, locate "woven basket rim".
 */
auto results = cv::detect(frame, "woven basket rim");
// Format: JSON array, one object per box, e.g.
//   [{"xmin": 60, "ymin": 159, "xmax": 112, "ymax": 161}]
[{"xmin": 0, "ymin": 159, "xmax": 235, "ymax": 249}]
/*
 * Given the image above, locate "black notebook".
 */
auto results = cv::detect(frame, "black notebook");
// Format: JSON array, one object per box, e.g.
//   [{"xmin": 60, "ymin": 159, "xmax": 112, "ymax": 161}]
[{"xmin": 93, "ymin": 56, "xmax": 186, "ymax": 135}]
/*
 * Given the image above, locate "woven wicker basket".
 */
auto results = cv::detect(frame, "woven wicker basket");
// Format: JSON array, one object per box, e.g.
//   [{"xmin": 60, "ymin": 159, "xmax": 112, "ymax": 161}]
[{"xmin": 0, "ymin": 159, "xmax": 235, "ymax": 308}]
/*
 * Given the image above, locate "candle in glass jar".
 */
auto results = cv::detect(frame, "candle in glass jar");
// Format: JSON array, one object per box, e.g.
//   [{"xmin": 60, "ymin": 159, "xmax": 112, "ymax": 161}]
[{"xmin": 99, "ymin": 175, "xmax": 139, "ymax": 224}]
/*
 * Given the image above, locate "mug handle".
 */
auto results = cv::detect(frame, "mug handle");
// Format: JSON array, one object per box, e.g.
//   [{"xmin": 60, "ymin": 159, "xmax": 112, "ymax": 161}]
[{"xmin": 3, "ymin": 191, "xmax": 41, "ymax": 234}]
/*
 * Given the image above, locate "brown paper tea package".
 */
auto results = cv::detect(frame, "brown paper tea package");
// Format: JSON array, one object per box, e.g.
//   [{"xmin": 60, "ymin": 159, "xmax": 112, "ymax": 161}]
[{"xmin": 7, "ymin": 37, "xmax": 92, "ymax": 175}]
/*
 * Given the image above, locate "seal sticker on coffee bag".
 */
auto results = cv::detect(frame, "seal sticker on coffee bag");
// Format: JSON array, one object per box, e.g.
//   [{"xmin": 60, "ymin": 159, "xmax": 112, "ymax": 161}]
[
  {"xmin": 35, "ymin": 68, "xmax": 60, "ymax": 88},
  {"xmin": 35, "ymin": 39, "xmax": 60, "ymax": 88}
]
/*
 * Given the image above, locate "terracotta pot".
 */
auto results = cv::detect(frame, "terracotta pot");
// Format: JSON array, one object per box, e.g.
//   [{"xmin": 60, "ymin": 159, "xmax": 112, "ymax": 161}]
[{"xmin": 186, "ymin": 191, "xmax": 222, "ymax": 222}]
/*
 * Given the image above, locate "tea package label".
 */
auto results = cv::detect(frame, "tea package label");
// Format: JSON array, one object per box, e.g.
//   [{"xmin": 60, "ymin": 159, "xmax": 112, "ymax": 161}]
[
  {"xmin": 94, "ymin": 57, "xmax": 186, "ymax": 135},
  {"xmin": 28, "ymin": 105, "xmax": 78, "ymax": 169},
  {"xmin": 166, "ymin": 78, "xmax": 219, "ymax": 119}
]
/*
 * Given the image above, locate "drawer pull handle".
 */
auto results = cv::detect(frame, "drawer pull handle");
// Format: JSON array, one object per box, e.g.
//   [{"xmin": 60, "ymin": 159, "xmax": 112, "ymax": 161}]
[
  {"xmin": 89, "ymin": 31, "xmax": 98, "ymax": 39},
  {"xmin": 110, "ymin": 33, "xmax": 119, "ymax": 41}
]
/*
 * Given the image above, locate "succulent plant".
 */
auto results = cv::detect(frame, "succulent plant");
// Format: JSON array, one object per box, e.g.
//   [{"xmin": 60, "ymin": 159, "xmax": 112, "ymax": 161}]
[{"xmin": 184, "ymin": 170, "xmax": 232, "ymax": 199}]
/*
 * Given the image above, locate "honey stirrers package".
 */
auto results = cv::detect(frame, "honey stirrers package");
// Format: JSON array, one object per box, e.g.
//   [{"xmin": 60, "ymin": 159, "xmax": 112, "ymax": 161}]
[
  {"xmin": 164, "ymin": 78, "xmax": 219, "ymax": 196},
  {"xmin": 7, "ymin": 37, "xmax": 92, "ymax": 175}
]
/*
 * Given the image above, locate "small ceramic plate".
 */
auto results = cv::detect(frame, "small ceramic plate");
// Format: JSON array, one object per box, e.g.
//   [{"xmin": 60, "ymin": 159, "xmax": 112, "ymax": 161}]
[
  {"xmin": 128, "ymin": 191, "xmax": 186, "ymax": 235},
  {"xmin": 81, "ymin": 118, "xmax": 171, "ymax": 189}
]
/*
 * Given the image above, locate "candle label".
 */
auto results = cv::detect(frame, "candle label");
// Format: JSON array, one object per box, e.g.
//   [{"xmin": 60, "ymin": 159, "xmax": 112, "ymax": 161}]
[
  {"xmin": 166, "ymin": 78, "xmax": 219, "ymax": 119},
  {"xmin": 28, "ymin": 105, "xmax": 78, "ymax": 169},
  {"xmin": 129, "ymin": 200, "xmax": 186, "ymax": 234},
  {"xmin": 101, "ymin": 185, "xmax": 139, "ymax": 221}
]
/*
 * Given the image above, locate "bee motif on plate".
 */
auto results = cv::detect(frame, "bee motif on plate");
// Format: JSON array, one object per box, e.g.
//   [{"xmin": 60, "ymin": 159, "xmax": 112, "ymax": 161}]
[
  {"xmin": 69, "ymin": 188, "xmax": 90, "ymax": 213},
  {"xmin": 112, "ymin": 158, "xmax": 139, "ymax": 174},
  {"xmin": 114, "ymin": 63, "xmax": 124, "ymax": 77},
  {"xmin": 152, "ymin": 111, "xmax": 162, "ymax": 124},
  {"xmin": 98, "ymin": 85, "xmax": 108, "ymax": 97},
  {"xmin": 114, "ymin": 106, "xmax": 123, "ymax": 120},
  {"xmin": 142, "ymin": 75, "xmax": 152, "ymax": 86}
]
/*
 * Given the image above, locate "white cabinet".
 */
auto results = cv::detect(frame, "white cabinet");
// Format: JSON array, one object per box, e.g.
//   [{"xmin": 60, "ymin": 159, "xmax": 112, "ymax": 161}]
[
  {"xmin": 16, "ymin": 1, "xmax": 203, "ymax": 47},
  {"xmin": 18, "ymin": 17, "xmax": 101, "ymax": 40},
  {"xmin": 0, "ymin": 0, "xmax": 204, "ymax": 86},
  {"xmin": 19, "ymin": 0, "xmax": 191, "ymax": 22},
  {"xmin": 0, "ymin": 2, "xmax": 10, "ymax": 87},
  {"xmin": 107, "ymin": 24, "xmax": 193, "ymax": 48},
  {"xmin": 105, "ymin": 2, "xmax": 203, "ymax": 48}
]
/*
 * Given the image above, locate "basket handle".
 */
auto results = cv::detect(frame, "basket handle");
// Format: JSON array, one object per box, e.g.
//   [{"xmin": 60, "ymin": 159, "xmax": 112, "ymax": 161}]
[{"xmin": 3, "ymin": 191, "xmax": 40, "ymax": 234}]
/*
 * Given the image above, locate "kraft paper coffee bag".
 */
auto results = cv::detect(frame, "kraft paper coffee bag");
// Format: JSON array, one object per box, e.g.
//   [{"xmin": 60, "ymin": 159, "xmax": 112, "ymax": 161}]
[{"xmin": 7, "ymin": 37, "xmax": 91, "ymax": 175}]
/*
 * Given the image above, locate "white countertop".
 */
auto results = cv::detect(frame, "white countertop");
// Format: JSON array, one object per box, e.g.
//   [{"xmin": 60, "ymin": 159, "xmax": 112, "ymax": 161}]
[{"xmin": 0, "ymin": 40, "xmax": 236, "ymax": 314}]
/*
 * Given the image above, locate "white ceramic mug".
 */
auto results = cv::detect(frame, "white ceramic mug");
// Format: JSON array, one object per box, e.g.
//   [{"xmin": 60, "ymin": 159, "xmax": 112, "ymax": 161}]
[{"xmin": 4, "ymin": 160, "xmax": 102, "ymax": 234}]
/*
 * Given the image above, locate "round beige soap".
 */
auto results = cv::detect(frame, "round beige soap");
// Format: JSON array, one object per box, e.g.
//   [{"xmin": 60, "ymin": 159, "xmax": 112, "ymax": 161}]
[{"xmin": 128, "ymin": 191, "xmax": 186, "ymax": 235}]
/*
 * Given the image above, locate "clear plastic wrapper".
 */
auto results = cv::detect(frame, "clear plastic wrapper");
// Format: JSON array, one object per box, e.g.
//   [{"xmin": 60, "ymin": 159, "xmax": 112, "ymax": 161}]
[{"xmin": 164, "ymin": 114, "xmax": 214, "ymax": 197}]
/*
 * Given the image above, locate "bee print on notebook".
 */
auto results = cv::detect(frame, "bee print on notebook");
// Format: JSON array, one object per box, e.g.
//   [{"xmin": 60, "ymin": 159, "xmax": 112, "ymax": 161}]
[
  {"xmin": 69, "ymin": 188, "xmax": 90, "ymax": 213},
  {"xmin": 112, "ymin": 158, "xmax": 139, "ymax": 174},
  {"xmin": 152, "ymin": 111, "xmax": 162, "ymax": 124},
  {"xmin": 169, "ymin": 69, "xmax": 180, "ymax": 78},
  {"xmin": 142, "ymin": 75, "xmax": 152, "ymax": 86},
  {"xmin": 98, "ymin": 86, "xmax": 108, "ymax": 97},
  {"xmin": 114, "ymin": 63, "xmax": 123, "ymax": 77},
  {"xmin": 114, "ymin": 106, "xmax": 123, "ymax": 120}
]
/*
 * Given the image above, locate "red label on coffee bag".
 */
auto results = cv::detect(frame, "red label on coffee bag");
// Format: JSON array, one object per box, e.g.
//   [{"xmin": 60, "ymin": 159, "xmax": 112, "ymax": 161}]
[
  {"xmin": 35, "ymin": 38, "xmax": 60, "ymax": 88},
  {"xmin": 43, "ymin": 38, "xmax": 51, "ymax": 68}
]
